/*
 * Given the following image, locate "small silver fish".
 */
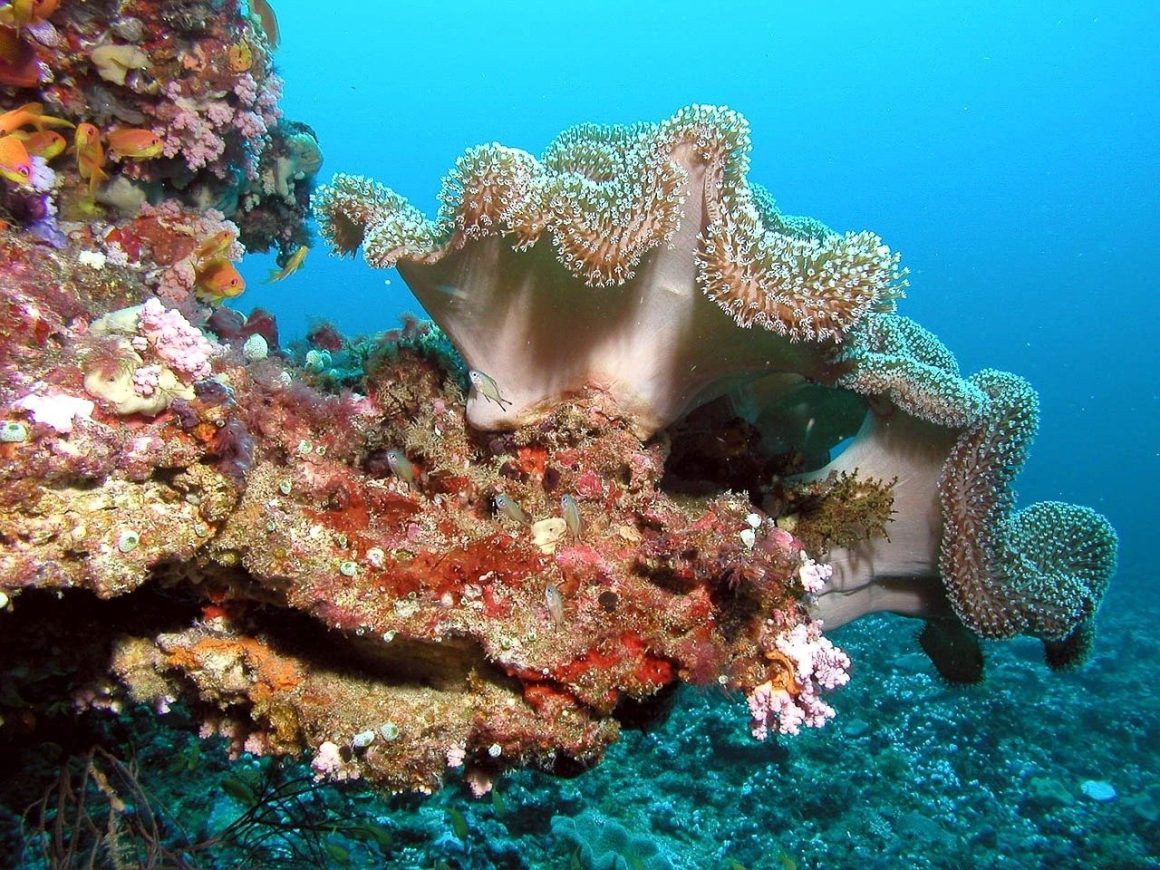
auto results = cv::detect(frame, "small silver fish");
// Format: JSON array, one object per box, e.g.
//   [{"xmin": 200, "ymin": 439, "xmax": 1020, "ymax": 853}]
[
  {"xmin": 469, "ymin": 369, "xmax": 511, "ymax": 411},
  {"xmin": 544, "ymin": 583, "xmax": 565, "ymax": 626},
  {"xmin": 494, "ymin": 494, "xmax": 530, "ymax": 525},
  {"xmin": 385, "ymin": 448, "xmax": 414, "ymax": 485},
  {"xmin": 560, "ymin": 494, "xmax": 582, "ymax": 540}
]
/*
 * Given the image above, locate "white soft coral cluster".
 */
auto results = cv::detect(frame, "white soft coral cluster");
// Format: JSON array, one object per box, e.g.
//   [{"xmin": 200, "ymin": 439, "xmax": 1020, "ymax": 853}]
[
  {"xmin": 798, "ymin": 552, "xmax": 833, "ymax": 594},
  {"xmin": 747, "ymin": 619, "xmax": 851, "ymax": 739}
]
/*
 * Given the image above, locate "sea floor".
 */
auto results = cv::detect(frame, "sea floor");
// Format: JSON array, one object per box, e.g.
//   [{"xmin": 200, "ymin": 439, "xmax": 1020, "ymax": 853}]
[{"xmin": 3, "ymin": 571, "xmax": 1155, "ymax": 869}]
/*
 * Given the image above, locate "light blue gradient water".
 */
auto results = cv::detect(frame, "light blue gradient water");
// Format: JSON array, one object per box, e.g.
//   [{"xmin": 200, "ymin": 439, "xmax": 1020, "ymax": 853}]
[{"xmin": 238, "ymin": 1, "xmax": 1158, "ymax": 585}]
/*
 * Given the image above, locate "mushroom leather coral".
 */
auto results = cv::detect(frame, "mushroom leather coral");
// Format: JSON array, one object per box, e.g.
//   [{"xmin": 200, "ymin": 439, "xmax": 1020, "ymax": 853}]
[
  {"xmin": 314, "ymin": 105, "xmax": 907, "ymax": 437},
  {"xmin": 798, "ymin": 321, "xmax": 1117, "ymax": 667},
  {"xmin": 938, "ymin": 370, "xmax": 1116, "ymax": 644}
]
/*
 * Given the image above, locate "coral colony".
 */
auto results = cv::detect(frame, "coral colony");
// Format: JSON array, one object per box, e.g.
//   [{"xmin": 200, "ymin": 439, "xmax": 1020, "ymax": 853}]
[{"xmin": 0, "ymin": 2, "xmax": 1116, "ymax": 800}]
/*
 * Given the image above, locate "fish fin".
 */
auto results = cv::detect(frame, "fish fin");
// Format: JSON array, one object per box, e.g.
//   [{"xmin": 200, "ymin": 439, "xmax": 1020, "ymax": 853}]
[{"xmin": 88, "ymin": 165, "xmax": 110, "ymax": 195}]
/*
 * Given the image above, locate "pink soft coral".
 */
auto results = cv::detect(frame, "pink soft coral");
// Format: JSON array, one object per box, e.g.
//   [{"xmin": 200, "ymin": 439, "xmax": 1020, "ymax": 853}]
[
  {"xmin": 137, "ymin": 298, "xmax": 215, "ymax": 380},
  {"xmin": 747, "ymin": 619, "xmax": 851, "ymax": 739}
]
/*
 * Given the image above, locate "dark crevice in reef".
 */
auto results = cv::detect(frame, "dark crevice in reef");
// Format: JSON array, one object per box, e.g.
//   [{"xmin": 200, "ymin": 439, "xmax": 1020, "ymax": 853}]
[
  {"xmin": 659, "ymin": 385, "xmax": 871, "ymax": 507},
  {"xmin": 254, "ymin": 605, "xmax": 520, "ymax": 695},
  {"xmin": 0, "ymin": 574, "xmax": 523, "ymax": 753},
  {"xmin": 0, "ymin": 585, "xmax": 201, "ymax": 657},
  {"xmin": 613, "ymin": 680, "xmax": 680, "ymax": 733},
  {"xmin": 660, "ymin": 407, "xmax": 773, "ymax": 502},
  {"xmin": 659, "ymin": 395, "xmax": 805, "ymax": 508},
  {"xmin": 0, "ymin": 586, "xmax": 199, "ymax": 759}
]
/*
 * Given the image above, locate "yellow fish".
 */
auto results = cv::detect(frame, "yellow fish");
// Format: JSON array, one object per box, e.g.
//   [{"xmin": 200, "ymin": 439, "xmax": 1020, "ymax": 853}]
[
  {"xmin": 193, "ymin": 229, "xmax": 235, "ymax": 264},
  {"xmin": 74, "ymin": 122, "xmax": 109, "ymax": 194},
  {"xmin": 12, "ymin": 129, "xmax": 65, "ymax": 160},
  {"xmin": 469, "ymin": 369, "xmax": 511, "ymax": 410},
  {"xmin": 106, "ymin": 128, "xmax": 164, "ymax": 160},
  {"xmin": 0, "ymin": 0, "xmax": 60, "ymax": 28},
  {"xmin": 195, "ymin": 258, "xmax": 246, "ymax": 301},
  {"xmin": 0, "ymin": 134, "xmax": 33, "ymax": 185},
  {"xmin": 265, "ymin": 245, "xmax": 308, "ymax": 283}
]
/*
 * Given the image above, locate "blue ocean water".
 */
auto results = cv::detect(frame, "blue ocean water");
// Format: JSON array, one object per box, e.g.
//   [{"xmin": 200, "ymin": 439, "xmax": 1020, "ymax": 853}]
[{"xmin": 7, "ymin": 2, "xmax": 1150, "ymax": 867}]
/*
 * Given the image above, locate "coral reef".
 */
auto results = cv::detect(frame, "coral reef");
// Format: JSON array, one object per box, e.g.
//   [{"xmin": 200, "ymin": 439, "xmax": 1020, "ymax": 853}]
[
  {"xmin": 0, "ymin": 0, "xmax": 320, "ymax": 270},
  {"xmin": 0, "ymin": 62, "xmax": 1117, "ymax": 804},
  {"xmin": 0, "ymin": 227, "xmax": 847, "ymax": 793},
  {"xmin": 317, "ymin": 104, "xmax": 1116, "ymax": 672}
]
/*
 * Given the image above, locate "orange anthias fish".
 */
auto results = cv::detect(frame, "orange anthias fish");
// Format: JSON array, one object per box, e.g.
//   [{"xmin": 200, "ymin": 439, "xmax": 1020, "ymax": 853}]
[
  {"xmin": 193, "ymin": 229, "xmax": 235, "ymax": 263},
  {"xmin": 106, "ymin": 128, "xmax": 164, "ymax": 160},
  {"xmin": 13, "ymin": 129, "xmax": 65, "ymax": 160},
  {"xmin": 0, "ymin": 0, "xmax": 61, "ymax": 28},
  {"xmin": 195, "ymin": 258, "xmax": 246, "ymax": 302},
  {"xmin": 0, "ymin": 134, "xmax": 33, "ymax": 185},
  {"xmin": 265, "ymin": 245, "xmax": 308, "ymax": 283},
  {"xmin": 74, "ymin": 122, "xmax": 109, "ymax": 194},
  {"xmin": 0, "ymin": 102, "xmax": 73, "ymax": 135}
]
